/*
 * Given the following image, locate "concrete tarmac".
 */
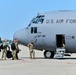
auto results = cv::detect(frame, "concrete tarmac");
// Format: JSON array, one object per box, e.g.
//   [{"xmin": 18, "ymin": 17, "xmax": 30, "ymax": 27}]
[{"xmin": 0, "ymin": 45, "xmax": 76, "ymax": 75}]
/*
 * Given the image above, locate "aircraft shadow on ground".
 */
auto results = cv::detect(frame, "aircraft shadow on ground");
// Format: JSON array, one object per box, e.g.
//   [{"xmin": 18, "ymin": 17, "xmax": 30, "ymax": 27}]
[
  {"xmin": 53, "ymin": 57, "xmax": 76, "ymax": 60},
  {"xmin": 21, "ymin": 57, "xmax": 45, "ymax": 59},
  {"xmin": 20, "ymin": 57, "xmax": 76, "ymax": 60}
]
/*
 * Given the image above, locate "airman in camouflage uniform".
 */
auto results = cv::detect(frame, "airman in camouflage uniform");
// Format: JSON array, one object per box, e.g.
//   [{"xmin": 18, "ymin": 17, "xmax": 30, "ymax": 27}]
[{"xmin": 27, "ymin": 42, "xmax": 35, "ymax": 59}]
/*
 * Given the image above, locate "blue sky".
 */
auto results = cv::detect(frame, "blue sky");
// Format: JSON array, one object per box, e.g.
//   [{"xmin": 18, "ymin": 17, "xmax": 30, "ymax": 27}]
[{"xmin": 0, "ymin": 0, "xmax": 76, "ymax": 40}]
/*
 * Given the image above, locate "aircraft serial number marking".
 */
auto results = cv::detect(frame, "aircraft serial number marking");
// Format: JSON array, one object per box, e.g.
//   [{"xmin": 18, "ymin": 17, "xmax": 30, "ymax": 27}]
[{"xmin": 35, "ymin": 35, "xmax": 46, "ymax": 38}]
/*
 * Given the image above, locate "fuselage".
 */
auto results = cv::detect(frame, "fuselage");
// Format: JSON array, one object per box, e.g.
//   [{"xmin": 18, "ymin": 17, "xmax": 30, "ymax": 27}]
[{"xmin": 14, "ymin": 10, "xmax": 76, "ymax": 54}]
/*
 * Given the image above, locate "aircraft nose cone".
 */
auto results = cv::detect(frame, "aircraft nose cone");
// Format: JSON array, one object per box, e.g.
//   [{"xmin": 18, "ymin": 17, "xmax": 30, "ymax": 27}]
[{"xmin": 13, "ymin": 29, "xmax": 27, "ymax": 45}]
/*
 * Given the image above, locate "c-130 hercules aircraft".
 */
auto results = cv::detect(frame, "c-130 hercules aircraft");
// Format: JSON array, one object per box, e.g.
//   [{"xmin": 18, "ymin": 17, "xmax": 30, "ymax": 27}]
[{"xmin": 14, "ymin": 10, "xmax": 76, "ymax": 58}]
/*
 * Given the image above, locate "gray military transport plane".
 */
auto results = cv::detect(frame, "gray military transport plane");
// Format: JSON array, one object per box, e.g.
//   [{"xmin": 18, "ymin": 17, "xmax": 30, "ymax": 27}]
[{"xmin": 14, "ymin": 10, "xmax": 76, "ymax": 58}]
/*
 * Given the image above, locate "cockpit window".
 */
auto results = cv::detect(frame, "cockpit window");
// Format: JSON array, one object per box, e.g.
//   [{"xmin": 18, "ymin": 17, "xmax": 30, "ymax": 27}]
[
  {"xmin": 27, "ymin": 15, "xmax": 44, "ymax": 29},
  {"xmin": 28, "ymin": 23, "xmax": 31, "ymax": 27},
  {"xmin": 31, "ymin": 15, "xmax": 44, "ymax": 24},
  {"xmin": 31, "ymin": 27, "xmax": 37, "ymax": 34}
]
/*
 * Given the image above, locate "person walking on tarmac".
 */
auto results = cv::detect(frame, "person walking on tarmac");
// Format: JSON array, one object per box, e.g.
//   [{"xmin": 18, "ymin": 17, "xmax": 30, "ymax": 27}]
[
  {"xmin": 15, "ymin": 38, "xmax": 19, "ymax": 59},
  {"xmin": 2, "ymin": 40, "xmax": 10, "ymax": 60},
  {"xmin": 27, "ymin": 42, "xmax": 35, "ymax": 59},
  {"xmin": 11, "ymin": 38, "xmax": 19, "ymax": 60}
]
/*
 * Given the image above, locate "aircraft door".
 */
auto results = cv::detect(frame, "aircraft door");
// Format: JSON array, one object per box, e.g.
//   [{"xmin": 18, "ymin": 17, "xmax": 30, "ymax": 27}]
[
  {"xmin": 56, "ymin": 35, "xmax": 65, "ymax": 48},
  {"xmin": 34, "ymin": 36, "xmax": 46, "ymax": 49}
]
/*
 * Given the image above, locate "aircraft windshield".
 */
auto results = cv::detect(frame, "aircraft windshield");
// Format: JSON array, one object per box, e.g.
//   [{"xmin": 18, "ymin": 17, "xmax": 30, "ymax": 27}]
[
  {"xmin": 27, "ymin": 15, "xmax": 44, "ymax": 29},
  {"xmin": 31, "ymin": 15, "xmax": 44, "ymax": 24}
]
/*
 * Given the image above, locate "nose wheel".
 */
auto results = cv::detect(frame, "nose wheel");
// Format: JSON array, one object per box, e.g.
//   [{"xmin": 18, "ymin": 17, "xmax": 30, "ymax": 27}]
[{"xmin": 44, "ymin": 51, "xmax": 54, "ymax": 58}]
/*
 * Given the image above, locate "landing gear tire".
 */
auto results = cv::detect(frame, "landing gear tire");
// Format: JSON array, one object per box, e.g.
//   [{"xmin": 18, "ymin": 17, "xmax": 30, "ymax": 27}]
[{"xmin": 44, "ymin": 51, "xmax": 54, "ymax": 58}]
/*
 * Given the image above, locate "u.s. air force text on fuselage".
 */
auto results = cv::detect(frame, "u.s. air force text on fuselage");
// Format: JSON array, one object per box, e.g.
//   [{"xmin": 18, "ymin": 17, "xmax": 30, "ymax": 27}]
[{"xmin": 46, "ymin": 19, "xmax": 76, "ymax": 24}]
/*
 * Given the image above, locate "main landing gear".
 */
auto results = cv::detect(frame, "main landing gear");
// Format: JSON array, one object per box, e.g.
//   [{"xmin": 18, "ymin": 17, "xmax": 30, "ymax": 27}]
[{"xmin": 44, "ymin": 51, "xmax": 54, "ymax": 58}]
